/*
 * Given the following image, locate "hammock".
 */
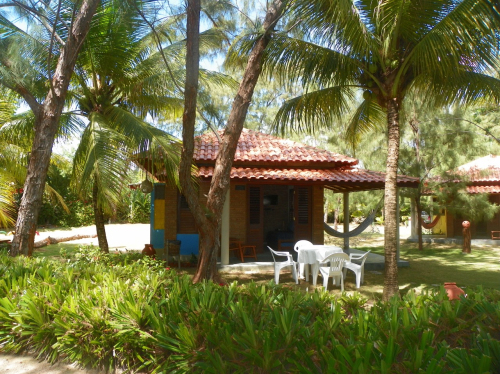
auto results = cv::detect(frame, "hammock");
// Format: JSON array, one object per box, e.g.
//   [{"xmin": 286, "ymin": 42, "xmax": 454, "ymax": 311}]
[
  {"xmin": 324, "ymin": 198, "xmax": 384, "ymax": 238},
  {"xmin": 422, "ymin": 215, "xmax": 441, "ymax": 229}
]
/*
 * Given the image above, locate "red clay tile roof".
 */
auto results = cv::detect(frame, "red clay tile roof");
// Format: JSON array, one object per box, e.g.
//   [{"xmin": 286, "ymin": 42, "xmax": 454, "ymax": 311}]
[
  {"xmin": 424, "ymin": 155, "xmax": 500, "ymax": 194},
  {"xmin": 144, "ymin": 129, "xmax": 420, "ymax": 190},
  {"xmin": 198, "ymin": 166, "xmax": 419, "ymax": 190},
  {"xmin": 466, "ymin": 185, "xmax": 500, "ymax": 194},
  {"xmin": 456, "ymin": 155, "xmax": 500, "ymax": 183},
  {"xmin": 457, "ymin": 154, "xmax": 500, "ymax": 172},
  {"xmin": 193, "ymin": 128, "xmax": 358, "ymax": 166}
]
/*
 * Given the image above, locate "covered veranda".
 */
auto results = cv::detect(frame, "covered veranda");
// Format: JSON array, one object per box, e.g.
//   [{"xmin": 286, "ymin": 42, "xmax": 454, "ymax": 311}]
[{"xmin": 217, "ymin": 170, "xmax": 419, "ymax": 269}]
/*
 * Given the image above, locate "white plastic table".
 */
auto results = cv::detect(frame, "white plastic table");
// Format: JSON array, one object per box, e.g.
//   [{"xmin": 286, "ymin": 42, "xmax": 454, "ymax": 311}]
[{"xmin": 297, "ymin": 245, "xmax": 343, "ymax": 285}]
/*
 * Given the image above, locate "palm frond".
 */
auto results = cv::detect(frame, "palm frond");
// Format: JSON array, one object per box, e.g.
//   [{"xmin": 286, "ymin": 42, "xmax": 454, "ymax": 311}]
[
  {"xmin": 199, "ymin": 69, "xmax": 238, "ymax": 90},
  {"xmin": 0, "ymin": 175, "xmax": 15, "ymax": 228},
  {"xmin": 416, "ymin": 71, "xmax": 500, "ymax": 108},
  {"xmin": 262, "ymin": 34, "xmax": 366, "ymax": 89},
  {"xmin": 0, "ymin": 108, "xmax": 84, "ymax": 149},
  {"xmin": 289, "ymin": 0, "xmax": 378, "ymax": 56},
  {"xmin": 98, "ymin": 106, "xmax": 182, "ymax": 187},
  {"xmin": 273, "ymin": 86, "xmax": 356, "ymax": 135},
  {"xmin": 72, "ymin": 115, "xmax": 130, "ymax": 211},
  {"xmin": 43, "ymin": 184, "xmax": 70, "ymax": 214},
  {"xmin": 0, "ymin": 96, "xmax": 16, "ymax": 122},
  {"xmin": 345, "ymin": 99, "xmax": 386, "ymax": 150},
  {"xmin": 403, "ymin": 0, "xmax": 499, "ymax": 84},
  {"xmin": 0, "ymin": 143, "xmax": 28, "ymax": 184}
]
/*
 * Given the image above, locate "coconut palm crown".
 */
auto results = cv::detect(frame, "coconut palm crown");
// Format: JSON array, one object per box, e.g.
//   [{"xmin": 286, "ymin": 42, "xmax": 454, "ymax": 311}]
[{"xmin": 255, "ymin": 0, "xmax": 500, "ymax": 299}]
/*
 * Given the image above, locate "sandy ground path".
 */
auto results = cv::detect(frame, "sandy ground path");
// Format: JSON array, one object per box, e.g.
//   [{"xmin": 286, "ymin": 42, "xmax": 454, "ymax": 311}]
[
  {"xmin": 1, "ymin": 223, "xmax": 151, "ymax": 252},
  {"xmin": 0, "ymin": 354, "xmax": 107, "ymax": 374}
]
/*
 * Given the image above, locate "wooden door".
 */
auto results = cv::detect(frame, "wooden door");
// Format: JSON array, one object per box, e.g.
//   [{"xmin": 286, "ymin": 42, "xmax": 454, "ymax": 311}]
[
  {"xmin": 294, "ymin": 186, "xmax": 312, "ymax": 242},
  {"xmin": 247, "ymin": 186, "xmax": 263, "ymax": 250}
]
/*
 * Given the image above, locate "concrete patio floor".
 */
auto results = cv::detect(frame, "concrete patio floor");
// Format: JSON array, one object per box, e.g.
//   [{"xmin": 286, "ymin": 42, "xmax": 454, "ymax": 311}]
[{"xmin": 218, "ymin": 247, "xmax": 408, "ymax": 274}]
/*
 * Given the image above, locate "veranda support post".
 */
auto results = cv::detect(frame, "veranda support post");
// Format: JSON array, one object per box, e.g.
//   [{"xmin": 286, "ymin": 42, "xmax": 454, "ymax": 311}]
[{"xmin": 344, "ymin": 192, "xmax": 349, "ymax": 252}]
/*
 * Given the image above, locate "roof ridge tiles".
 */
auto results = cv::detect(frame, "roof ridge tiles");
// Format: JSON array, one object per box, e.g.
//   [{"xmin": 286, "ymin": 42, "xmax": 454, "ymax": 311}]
[{"xmin": 193, "ymin": 128, "xmax": 359, "ymax": 165}]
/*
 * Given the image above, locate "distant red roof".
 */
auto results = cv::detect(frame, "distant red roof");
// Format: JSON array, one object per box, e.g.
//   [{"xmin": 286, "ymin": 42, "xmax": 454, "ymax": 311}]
[
  {"xmin": 456, "ymin": 155, "xmax": 500, "ymax": 183},
  {"xmin": 427, "ymin": 155, "xmax": 500, "ymax": 194},
  {"xmin": 466, "ymin": 185, "xmax": 500, "ymax": 194},
  {"xmin": 194, "ymin": 129, "xmax": 358, "ymax": 167}
]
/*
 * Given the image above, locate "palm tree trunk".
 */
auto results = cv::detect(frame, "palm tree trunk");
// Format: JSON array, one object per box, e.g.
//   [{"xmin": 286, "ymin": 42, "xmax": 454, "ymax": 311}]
[
  {"xmin": 9, "ymin": 0, "xmax": 100, "ymax": 256},
  {"xmin": 383, "ymin": 98, "xmax": 401, "ymax": 301},
  {"xmin": 93, "ymin": 182, "xmax": 109, "ymax": 253},
  {"xmin": 178, "ymin": 0, "xmax": 285, "ymax": 283},
  {"xmin": 178, "ymin": 0, "xmax": 216, "ymax": 281},
  {"xmin": 179, "ymin": 0, "xmax": 222, "ymax": 282}
]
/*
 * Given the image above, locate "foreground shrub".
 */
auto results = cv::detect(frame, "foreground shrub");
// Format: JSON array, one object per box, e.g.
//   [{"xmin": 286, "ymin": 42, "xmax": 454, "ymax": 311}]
[{"xmin": 0, "ymin": 253, "xmax": 499, "ymax": 373}]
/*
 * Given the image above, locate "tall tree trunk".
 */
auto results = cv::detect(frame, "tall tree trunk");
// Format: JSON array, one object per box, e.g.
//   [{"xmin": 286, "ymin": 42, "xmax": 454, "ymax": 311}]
[
  {"xmin": 383, "ymin": 97, "xmax": 401, "ymax": 301},
  {"xmin": 178, "ymin": 0, "xmax": 285, "ymax": 283},
  {"xmin": 178, "ymin": 0, "xmax": 211, "ymax": 278},
  {"xmin": 9, "ymin": 0, "xmax": 100, "ymax": 257},
  {"xmin": 324, "ymin": 200, "xmax": 329, "ymax": 223},
  {"xmin": 410, "ymin": 198, "xmax": 417, "ymax": 238},
  {"xmin": 93, "ymin": 182, "xmax": 109, "ymax": 253},
  {"xmin": 334, "ymin": 195, "xmax": 341, "ymax": 230},
  {"xmin": 409, "ymin": 116, "xmax": 424, "ymax": 251},
  {"xmin": 415, "ymin": 194, "xmax": 424, "ymax": 251}
]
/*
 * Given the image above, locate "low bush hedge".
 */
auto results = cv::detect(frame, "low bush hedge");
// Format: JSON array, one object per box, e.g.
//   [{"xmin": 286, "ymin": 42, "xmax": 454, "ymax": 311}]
[{"xmin": 0, "ymin": 251, "xmax": 499, "ymax": 373}]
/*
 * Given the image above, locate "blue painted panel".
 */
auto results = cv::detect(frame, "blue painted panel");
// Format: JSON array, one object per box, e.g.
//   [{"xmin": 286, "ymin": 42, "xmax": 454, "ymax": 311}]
[
  {"xmin": 151, "ymin": 229, "xmax": 164, "ymax": 251},
  {"xmin": 176, "ymin": 234, "xmax": 199, "ymax": 255},
  {"xmin": 150, "ymin": 184, "xmax": 165, "ymax": 251}
]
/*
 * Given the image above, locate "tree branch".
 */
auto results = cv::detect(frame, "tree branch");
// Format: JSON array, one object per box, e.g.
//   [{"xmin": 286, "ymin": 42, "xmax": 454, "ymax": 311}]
[
  {"xmin": 197, "ymin": 108, "xmax": 222, "ymax": 142},
  {"xmin": 7, "ymin": 0, "xmax": 66, "ymax": 45},
  {"xmin": 0, "ymin": 67, "xmax": 40, "ymax": 114},
  {"xmin": 454, "ymin": 117, "xmax": 500, "ymax": 144}
]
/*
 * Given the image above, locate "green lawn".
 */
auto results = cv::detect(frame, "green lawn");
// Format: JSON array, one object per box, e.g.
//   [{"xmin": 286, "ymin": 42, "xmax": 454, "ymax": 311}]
[
  {"xmin": 361, "ymin": 240, "xmax": 499, "ymax": 296},
  {"xmin": 221, "ymin": 234, "xmax": 500, "ymax": 303},
  {"xmin": 33, "ymin": 243, "xmax": 84, "ymax": 257}
]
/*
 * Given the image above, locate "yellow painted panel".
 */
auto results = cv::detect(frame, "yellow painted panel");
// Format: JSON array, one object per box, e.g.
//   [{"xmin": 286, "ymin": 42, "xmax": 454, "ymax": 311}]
[
  {"xmin": 432, "ymin": 211, "xmax": 446, "ymax": 235},
  {"xmin": 154, "ymin": 199, "xmax": 165, "ymax": 230}
]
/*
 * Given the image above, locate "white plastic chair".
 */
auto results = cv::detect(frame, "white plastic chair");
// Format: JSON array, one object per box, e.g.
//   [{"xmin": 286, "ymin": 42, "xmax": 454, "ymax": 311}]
[
  {"xmin": 319, "ymin": 253, "xmax": 349, "ymax": 291},
  {"xmin": 294, "ymin": 240, "xmax": 312, "ymax": 252},
  {"xmin": 343, "ymin": 251, "xmax": 371, "ymax": 288},
  {"xmin": 294, "ymin": 240, "xmax": 312, "ymax": 280},
  {"xmin": 267, "ymin": 246, "xmax": 298, "ymax": 285}
]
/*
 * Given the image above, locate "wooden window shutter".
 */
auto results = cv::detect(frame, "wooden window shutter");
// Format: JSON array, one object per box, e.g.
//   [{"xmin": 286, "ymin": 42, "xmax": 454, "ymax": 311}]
[
  {"xmin": 178, "ymin": 194, "xmax": 197, "ymax": 234},
  {"xmin": 249, "ymin": 187, "xmax": 261, "ymax": 225},
  {"xmin": 297, "ymin": 187, "xmax": 310, "ymax": 224}
]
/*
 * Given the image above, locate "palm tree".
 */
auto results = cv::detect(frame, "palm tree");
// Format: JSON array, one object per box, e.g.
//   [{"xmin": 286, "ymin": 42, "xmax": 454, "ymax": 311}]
[
  {"xmin": 261, "ymin": 0, "xmax": 500, "ymax": 299},
  {"xmin": 69, "ymin": 2, "xmax": 234, "ymax": 252},
  {"xmin": 0, "ymin": 2, "xmax": 182, "ymax": 253},
  {"xmin": 67, "ymin": 4, "xmax": 186, "ymax": 253}
]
